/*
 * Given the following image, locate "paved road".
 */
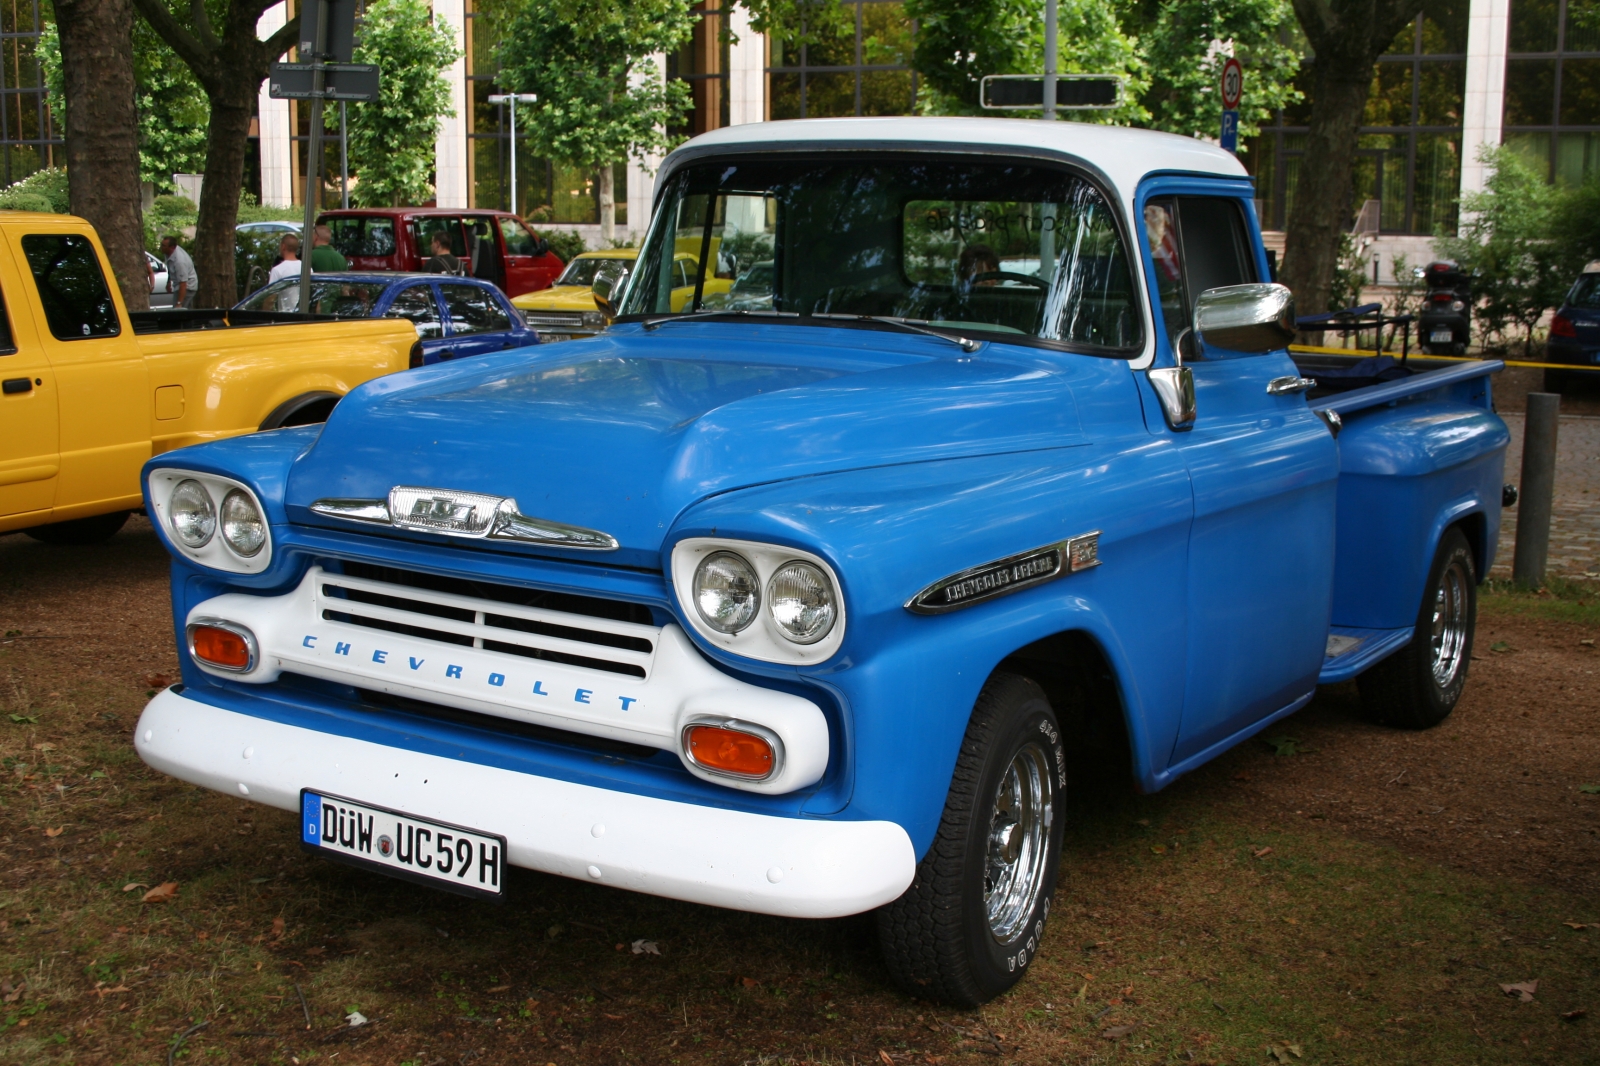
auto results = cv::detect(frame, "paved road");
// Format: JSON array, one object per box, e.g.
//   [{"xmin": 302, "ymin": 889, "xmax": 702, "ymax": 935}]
[{"xmin": 1493, "ymin": 412, "xmax": 1600, "ymax": 579}]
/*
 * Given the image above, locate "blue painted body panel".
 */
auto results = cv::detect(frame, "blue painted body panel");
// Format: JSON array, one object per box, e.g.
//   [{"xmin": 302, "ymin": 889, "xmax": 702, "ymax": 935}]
[
  {"xmin": 234, "ymin": 273, "xmax": 537, "ymax": 365},
  {"xmin": 147, "ymin": 168, "xmax": 1511, "ymax": 868}
]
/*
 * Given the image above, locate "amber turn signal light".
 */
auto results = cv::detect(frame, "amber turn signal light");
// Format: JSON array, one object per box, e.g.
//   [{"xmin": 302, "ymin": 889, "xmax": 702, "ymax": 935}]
[
  {"xmin": 188, "ymin": 622, "xmax": 255, "ymax": 672},
  {"xmin": 684, "ymin": 724, "xmax": 775, "ymax": 779}
]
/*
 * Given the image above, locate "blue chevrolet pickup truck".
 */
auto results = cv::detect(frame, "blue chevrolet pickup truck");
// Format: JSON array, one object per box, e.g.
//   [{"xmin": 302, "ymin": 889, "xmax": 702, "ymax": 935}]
[{"xmin": 135, "ymin": 118, "xmax": 1509, "ymax": 1007}]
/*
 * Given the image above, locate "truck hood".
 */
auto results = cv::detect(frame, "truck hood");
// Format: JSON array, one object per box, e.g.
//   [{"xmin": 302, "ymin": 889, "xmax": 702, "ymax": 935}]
[{"xmin": 284, "ymin": 325, "xmax": 1088, "ymax": 568}]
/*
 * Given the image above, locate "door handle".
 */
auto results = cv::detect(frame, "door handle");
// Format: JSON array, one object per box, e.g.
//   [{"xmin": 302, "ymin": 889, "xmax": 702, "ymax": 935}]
[
  {"xmin": 1267, "ymin": 375, "xmax": 1316, "ymax": 395},
  {"xmin": 2, "ymin": 377, "xmax": 33, "ymax": 394}
]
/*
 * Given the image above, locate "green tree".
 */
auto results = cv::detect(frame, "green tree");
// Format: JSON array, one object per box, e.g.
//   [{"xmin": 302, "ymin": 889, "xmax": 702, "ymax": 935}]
[
  {"xmin": 1136, "ymin": 0, "xmax": 1302, "ymax": 142},
  {"xmin": 905, "ymin": 0, "xmax": 1145, "ymax": 121},
  {"xmin": 345, "ymin": 0, "xmax": 459, "ymax": 207},
  {"xmin": 495, "ymin": 0, "xmax": 695, "ymax": 242},
  {"xmin": 1435, "ymin": 145, "xmax": 1565, "ymax": 355}
]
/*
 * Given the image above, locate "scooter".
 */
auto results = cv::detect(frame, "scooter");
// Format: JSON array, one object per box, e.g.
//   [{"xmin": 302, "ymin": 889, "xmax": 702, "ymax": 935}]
[{"xmin": 1417, "ymin": 260, "xmax": 1471, "ymax": 355}]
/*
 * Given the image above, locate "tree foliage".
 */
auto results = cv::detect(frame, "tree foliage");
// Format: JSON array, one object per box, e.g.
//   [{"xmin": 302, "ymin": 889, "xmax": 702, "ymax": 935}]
[
  {"xmin": 901, "ymin": 0, "xmax": 1297, "ymax": 137},
  {"xmin": 41, "ymin": 16, "xmax": 210, "ymax": 192},
  {"xmin": 345, "ymin": 0, "xmax": 460, "ymax": 207},
  {"xmin": 1435, "ymin": 145, "xmax": 1579, "ymax": 354},
  {"xmin": 493, "ymin": 0, "xmax": 695, "ymax": 174}
]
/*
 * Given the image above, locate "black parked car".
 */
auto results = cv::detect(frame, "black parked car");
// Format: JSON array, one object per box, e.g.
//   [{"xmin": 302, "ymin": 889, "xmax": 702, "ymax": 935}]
[{"xmin": 1544, "ymin": 261, "xmax": 1600, "ymax": 392}]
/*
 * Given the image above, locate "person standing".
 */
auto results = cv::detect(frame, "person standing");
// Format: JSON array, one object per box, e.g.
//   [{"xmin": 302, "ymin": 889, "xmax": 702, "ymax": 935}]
[
  {"xmin": 159, "ymin": 235, "xmax": 199, "ymax": 307},
  {"xmin": 422, "ymin": 232, "xmax": 462, "ymax": 275},
  {"xmin": 267, "ymin": 234, "xmax": 303, "ymax": 285},
  {"xmin": 310, "ymin": 225, "xmax": 348, "ymax": 272}
]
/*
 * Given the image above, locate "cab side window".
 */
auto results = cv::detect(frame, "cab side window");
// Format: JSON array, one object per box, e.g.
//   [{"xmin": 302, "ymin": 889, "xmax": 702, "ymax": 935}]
[
  {"xmin": 439, "ymin": 283, "xmax": 511, "ymax": 335},
  {"xmin": 20, "ymin": 234, "xmax": 120, "ymax": 340},
  {"xmin": 386, "ymin": 284, "xmax": 444, "ymax": 339},
  {"xmin": 0, "ymin": 283, "xmax": 17, "ymax": 354},
  {"xmin": 1143, "ymin": 196, "xmax": 1256, "ymax": 356}
]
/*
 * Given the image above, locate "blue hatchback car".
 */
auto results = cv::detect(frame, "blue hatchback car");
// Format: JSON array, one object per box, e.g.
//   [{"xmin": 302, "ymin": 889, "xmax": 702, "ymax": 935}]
[
  {"xmin": 235, "ymin": 272, "xmax": 537, "ymax": 366},
  {"xmin": 1544, "ymin": 261, "xmax": 1600, "ymax": 390}
]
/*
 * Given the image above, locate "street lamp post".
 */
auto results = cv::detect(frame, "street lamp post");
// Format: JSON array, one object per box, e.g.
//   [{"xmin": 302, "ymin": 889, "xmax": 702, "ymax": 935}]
[{"xmin": 487, "ymin": 93, "xmax": 538, "ymax": 217}]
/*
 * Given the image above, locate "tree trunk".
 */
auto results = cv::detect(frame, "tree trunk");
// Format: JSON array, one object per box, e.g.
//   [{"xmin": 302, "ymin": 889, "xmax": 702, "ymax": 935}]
[
  {"xmin": 1284, "ymin": 0, "xmax": 1425, "ymax": 315},
  {"xmin": 1280, "ymin": 68, "xmax": 1370, "ymax": 314},
  {"xmin": 599, "ymin": 164, "xmax": 615, "ymax": 246},
  {"xmin": 598, "ymin": 164, "xmax": 614, "ymax": 244},
  {"xmin": 192, "ymin": 90, "xmax": 254, "ymax": 308},
  {"xmin": 54, "ymin": 0, "xmax": 147, "ymax": 311}
]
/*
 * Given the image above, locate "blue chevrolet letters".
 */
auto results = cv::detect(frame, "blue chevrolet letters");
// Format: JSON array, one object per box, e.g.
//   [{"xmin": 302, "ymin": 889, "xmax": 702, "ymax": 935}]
[{"xmin": 300, "ymin": 632, "xmax": 637, "ymax": 710}]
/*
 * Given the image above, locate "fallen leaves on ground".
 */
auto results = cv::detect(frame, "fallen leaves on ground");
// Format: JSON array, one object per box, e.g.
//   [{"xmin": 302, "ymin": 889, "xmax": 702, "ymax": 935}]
[
  {"xmin": 1254, "ymin": 847, "xmax": 1274, "ymax": 859},
  {"xmin": 43, "ymin": 826, "xmax": 63, "ymax": 837},
  {"xmin": 1267, "ymin": 1044, "xmax": 1304, "ymax": 1062},
  {"xmin": 1500, "ymin": 980, "xmax": 1539, "ymax": 1001},
  {"xmin": 631, "ymin": 939, "xmax": 660, "ymax": 955},
  {"xmin": 1564, "ymin": 1009, "xmax": 1588, "ymax": 1022},
  {"xmin": 1101, "ymin": 1023, "xmax": 1136, "ymax": 1040},
  {"xmin": 345, "ymin": 1011, "xmax": 367, "ymax": 1027},
  {"xmin": 141, "ymin": 882, "xmax": 179, "ymax": 903},
  {"xmin": 143, "ymin": 673, "xmax": 174, "ymax": 691},
  {"xmin": 1, "ymin": 981, "xmax": 24, "ymax": 1004},
  {"xmin": 271, "ymin": 916, "xmax": 285, "ymax": 939},
  {"xmin": 1564, "ymin": 921, "xmax": 1589, "ymax": 930},
  {"xmin": 121, "ymin": 883, "xmax": 148, "ymax": 893}
]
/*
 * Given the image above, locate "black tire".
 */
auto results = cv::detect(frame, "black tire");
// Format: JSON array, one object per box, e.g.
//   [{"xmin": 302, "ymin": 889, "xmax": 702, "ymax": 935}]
[
  {"xmin": 1357, "ymin": 526, "xmax": 1476, "ymax": 729},
  {"xmin": 876, "ymin": 672, "xmax": 1066, "ymax": 1006},
  {"xmin": 23, "ymin": 510, "xmax": 130, "ymax": 546}
]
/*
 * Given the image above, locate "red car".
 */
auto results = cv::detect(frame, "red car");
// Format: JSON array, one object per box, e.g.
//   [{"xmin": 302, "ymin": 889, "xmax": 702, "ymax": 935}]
[{"xmin": 316, "ymin": 208, "xmax": 565, "ymax": 298}]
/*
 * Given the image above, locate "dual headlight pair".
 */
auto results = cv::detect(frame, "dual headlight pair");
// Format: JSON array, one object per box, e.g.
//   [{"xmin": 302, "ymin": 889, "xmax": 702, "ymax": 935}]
[
  {"xmin": 672, "ymin": 539, "xmax": 845, "ymax": 665},
  {"xmin": 148, "ymin": 469, "xmax": 273, "ymax": 574}
]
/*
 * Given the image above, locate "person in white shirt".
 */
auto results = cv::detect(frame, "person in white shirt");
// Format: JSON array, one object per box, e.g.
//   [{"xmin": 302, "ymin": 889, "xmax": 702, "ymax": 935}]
[{"xmin": 267, "ymin": 234, "xmax": 303, "ymax": 285}]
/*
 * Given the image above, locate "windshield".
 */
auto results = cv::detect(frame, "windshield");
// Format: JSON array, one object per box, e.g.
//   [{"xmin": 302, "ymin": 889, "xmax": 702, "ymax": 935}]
[
  {"xmin": 236, "ymin": 278, "xmax": 388, "ymax": 316},
  {"xmin": 558, "ymin": 257, "xmax": 631, "ymax": 287},
  {"xmin": 619, "ymin": 157, "xmax": 1141, "ymax": 350}
]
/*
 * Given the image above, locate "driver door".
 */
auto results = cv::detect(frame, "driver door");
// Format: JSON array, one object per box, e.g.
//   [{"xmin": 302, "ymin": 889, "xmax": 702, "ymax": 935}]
[{"xmin": 1140, "ymin": 192, "xmax": 1339, "ymax": 768}]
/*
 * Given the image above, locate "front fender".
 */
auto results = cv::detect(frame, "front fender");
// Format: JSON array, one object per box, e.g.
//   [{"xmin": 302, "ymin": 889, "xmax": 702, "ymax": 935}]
[{"xmin": 664, "ymin": 443, "xmax": 1194, "ymax": 856}]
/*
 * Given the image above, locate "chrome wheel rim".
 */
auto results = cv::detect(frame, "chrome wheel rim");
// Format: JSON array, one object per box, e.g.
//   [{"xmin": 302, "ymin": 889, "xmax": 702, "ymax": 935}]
[
  {"xmin": 984, "ymin": 740, "xmax": 1054, "ymax": 942},
  {"xmin": 1429, "ymin": 557, "xmax": 1471, "ymax": 688}
]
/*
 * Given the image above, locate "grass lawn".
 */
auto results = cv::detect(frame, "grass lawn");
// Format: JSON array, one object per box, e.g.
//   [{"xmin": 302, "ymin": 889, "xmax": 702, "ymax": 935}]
[{"xmin": 0, "ymin": 528, "xmax": 1595, "ymax": 1065}]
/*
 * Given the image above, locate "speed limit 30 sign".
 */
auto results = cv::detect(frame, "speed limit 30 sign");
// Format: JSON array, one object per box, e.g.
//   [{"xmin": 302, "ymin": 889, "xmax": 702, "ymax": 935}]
[{"xmin": 1220, "ymin": 57, "xmax": 1242, "ymax": 111}]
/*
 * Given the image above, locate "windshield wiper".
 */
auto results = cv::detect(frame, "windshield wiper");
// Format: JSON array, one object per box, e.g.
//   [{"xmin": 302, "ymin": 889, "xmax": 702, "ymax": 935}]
[{"xmin": 637, "ymin": 309, "xmax": 981, "ymax": 352}]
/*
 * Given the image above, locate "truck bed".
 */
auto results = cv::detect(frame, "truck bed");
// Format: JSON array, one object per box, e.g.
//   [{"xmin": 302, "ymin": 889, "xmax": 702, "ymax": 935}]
[{"xmin": 1291, "ymin": 355, "xmax": 1509, "ymax": 684}]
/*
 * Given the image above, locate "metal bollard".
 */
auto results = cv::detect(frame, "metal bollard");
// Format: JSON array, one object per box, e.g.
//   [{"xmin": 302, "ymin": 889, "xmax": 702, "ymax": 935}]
[{"xmin": 1512, "ymin": 391, "xmax": 1560, "ymax": 586}]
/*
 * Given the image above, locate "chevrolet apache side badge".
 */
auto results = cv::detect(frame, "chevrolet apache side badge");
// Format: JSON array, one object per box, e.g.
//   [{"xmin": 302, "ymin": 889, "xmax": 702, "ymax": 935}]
[{"xmin": 906, "ymin": 532, "xmax": 1101, "ymax": 614}]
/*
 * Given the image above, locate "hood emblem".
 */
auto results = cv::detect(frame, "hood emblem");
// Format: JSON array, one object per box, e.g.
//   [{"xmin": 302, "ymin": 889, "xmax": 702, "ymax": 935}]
[{"xmin": 310, "ymin": 486, "xmax": 619, "ymax": 551}]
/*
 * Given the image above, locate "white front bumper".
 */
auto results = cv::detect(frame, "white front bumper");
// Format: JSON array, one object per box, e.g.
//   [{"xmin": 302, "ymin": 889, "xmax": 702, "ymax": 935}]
[{"xmin": 135, "ymin": 687, "xmax": 916, "ymax": 918}]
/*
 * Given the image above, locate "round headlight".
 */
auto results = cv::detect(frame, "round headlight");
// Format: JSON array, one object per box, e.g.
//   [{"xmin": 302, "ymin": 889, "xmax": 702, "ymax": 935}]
[
  {"xmin": 767, "ymin": 560, "xmax": 837, "ymax": 644},
  {"xmin": 1451, "ymin": 299, "xmax": 1465, "ymax": 312},
  {"xmin": 220, "ymin": 489, "xmax": 267, "ymax": 557},
  {"xmin": 693, "ymin": 551, "xmax": 760, "ymax": 633},
  {"xmin": 168, "ymin": 479, "xmax": 215, "ymax": 548}
]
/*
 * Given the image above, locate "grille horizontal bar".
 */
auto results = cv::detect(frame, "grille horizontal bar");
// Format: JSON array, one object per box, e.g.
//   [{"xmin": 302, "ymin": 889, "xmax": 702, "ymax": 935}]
[{"xmin": 314, "ymin": 567, "xmax": 658, "ymax": 680}]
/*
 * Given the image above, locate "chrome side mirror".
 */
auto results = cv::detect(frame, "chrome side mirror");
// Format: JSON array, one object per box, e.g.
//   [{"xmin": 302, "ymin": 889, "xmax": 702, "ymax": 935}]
[
  {"xmin": 590, "ymin": 263, "xmax": 627, "ymax": 320},
  {"xmin": 1193, "ymin": 282, "xmax": 1295, "ymax": 353}
]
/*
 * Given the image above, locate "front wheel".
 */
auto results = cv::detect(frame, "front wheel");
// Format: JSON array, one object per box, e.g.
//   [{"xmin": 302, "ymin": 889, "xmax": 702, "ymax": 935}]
[
  {"xmin": 1357, "ymin": 526, "xmax": 1476, "ymax": 728},
  {"xmin": 876, "ymin": 672, "xmax": 1066, "ymax": 1006}
]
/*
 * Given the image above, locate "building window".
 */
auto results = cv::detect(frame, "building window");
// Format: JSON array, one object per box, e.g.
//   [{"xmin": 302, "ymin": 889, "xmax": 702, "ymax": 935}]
[
  {"xmin": 1504, "ymin": 0, "xmax": 1600, "ymax": 185},
  {"xmin": 668, "ymin": 1, "xmax": 729, "ymax": 137},
  {"xmin": 767, "ymin": 0, "xmax": 915, "ymax": 119},
  {"xmin": 464, "ymin": 3, "xmax": 623, "ymax": 223},
  {"xmin": 0, "ymin": 0, "xmax": 59, "ymax": 186},
  {"xmin": 1247, "ymin": 2, "xmax": 1468, "ymax": 235}
]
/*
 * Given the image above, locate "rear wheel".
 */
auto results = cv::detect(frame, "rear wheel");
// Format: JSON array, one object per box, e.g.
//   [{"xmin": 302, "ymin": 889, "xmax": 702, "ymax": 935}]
[
  {"xmin": 1358, "ymin": 527, "xmax": 1476, "ymax": 729},
  {"xmin": 24, "ymin": 510, "xmax": 130, "ymax": 546},
  {"xmin": 876, "ymin": 672, "xmax": 1065, "ymax": 1006}
]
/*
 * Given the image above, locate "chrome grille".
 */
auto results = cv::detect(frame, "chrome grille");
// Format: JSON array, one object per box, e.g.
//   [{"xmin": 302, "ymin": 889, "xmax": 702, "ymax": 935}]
[
  {"xmin": 520, "ymin": 311, "xmax": 587, "ymax": 331},
  {"xmin": 315, "ymin": 566, "xmax": 658, "ymax": 679}
]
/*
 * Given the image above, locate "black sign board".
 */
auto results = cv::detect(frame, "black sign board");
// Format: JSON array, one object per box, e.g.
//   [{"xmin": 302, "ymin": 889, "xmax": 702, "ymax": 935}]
[
  {"xmin": 269, "ymin": 63, "xmax": 380, "ymax": 102},
  {"xmin": 300, "ymin": 0, "xmax": 359, "ymax": 62},
  {"xmin": 980, "ymin": 75, "xmax": 1122, "ymax": 110}
]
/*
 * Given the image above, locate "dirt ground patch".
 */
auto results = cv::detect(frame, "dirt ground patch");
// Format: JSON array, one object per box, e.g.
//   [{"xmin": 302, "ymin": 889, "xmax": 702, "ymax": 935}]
[{"xmin": 0, "ymin": 520, "xmax": 1596, "ymax": 1065}]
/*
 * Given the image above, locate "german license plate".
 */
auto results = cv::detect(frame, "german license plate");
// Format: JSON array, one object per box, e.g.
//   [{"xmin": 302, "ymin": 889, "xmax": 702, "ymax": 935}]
[
  {"xmin": 300, "ymin": 790, "xmax": 505, "ymax": 900},
  {"xmin": 1430, "ymin": 329, "xmax": 1453, "ymax": 343}
]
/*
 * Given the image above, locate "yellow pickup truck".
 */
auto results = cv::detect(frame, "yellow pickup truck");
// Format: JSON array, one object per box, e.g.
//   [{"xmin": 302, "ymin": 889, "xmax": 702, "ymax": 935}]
[{"xmin": 0, "ymin": 213, "xmax": 419, "ymax": 544}]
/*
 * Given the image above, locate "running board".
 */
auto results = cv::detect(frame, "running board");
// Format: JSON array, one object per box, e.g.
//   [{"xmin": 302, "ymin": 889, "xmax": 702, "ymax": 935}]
[{"xmin": 1318, "ymin": 626, "xmax": 1413, "ymax": 684}]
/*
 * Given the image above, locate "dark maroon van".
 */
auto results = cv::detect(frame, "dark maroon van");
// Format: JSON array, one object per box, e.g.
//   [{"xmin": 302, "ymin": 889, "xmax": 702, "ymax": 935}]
[{"xmin": 316, "ymin": 208, "xmax": 565, "ymax": 298}]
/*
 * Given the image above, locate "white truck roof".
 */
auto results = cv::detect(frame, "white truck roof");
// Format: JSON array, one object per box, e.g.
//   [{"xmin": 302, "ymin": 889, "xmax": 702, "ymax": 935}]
[{"xmin": 659, "ymin": 116, "xmax": 1248, "ymax": 209}]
